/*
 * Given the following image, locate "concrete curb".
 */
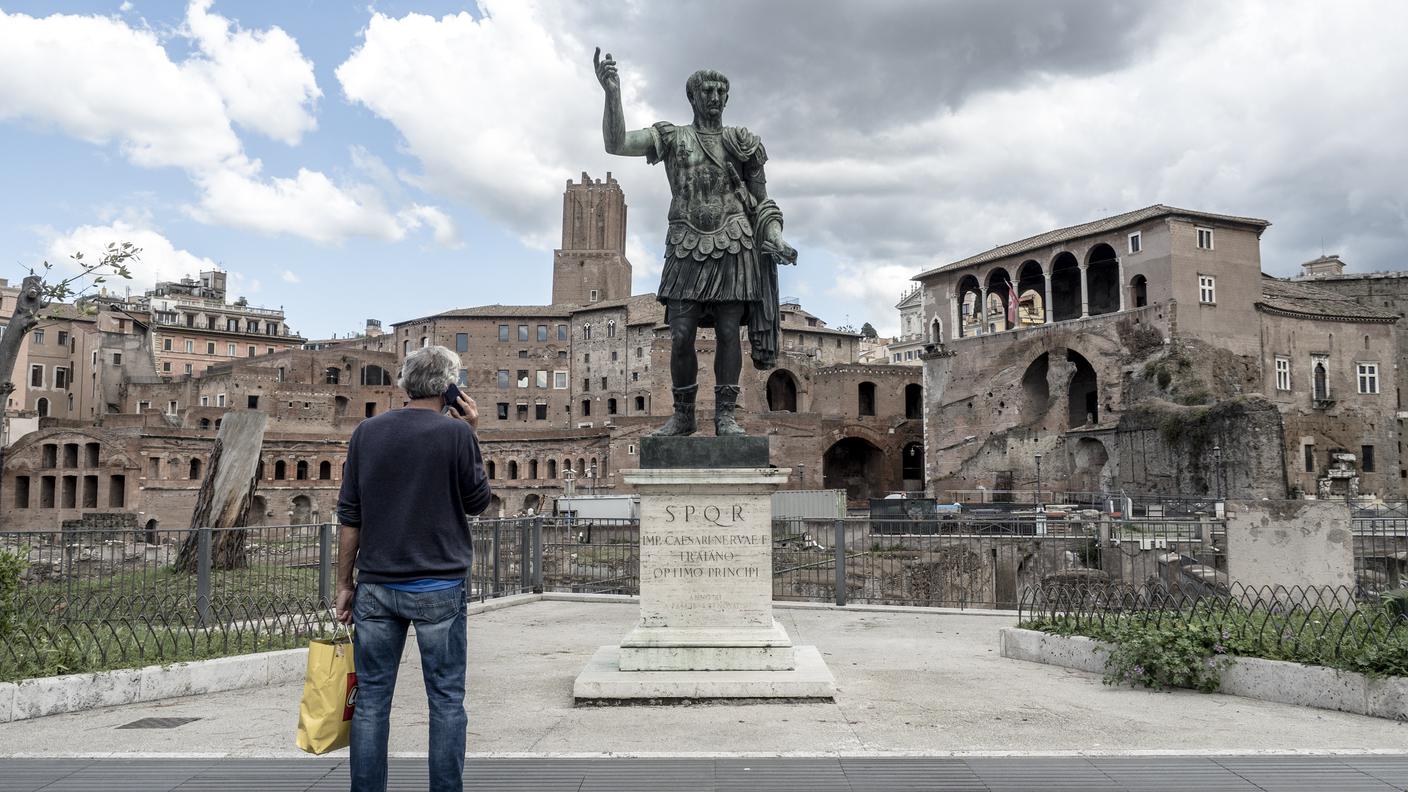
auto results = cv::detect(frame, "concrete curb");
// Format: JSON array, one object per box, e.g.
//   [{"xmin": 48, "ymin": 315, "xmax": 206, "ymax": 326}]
[
  {"xmin": 0, "ymin": 648, "xmax": 307, "ymax": 724},
  {"xmin": 1000, "ymin": 627, "xmax": 1408, "ymax": 722}
]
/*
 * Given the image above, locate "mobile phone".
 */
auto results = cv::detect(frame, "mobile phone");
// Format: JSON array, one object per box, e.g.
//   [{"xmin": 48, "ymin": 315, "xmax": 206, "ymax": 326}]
[{"xmin": 443, "ymin": 383, "xmax": 466, "ymax": 416}]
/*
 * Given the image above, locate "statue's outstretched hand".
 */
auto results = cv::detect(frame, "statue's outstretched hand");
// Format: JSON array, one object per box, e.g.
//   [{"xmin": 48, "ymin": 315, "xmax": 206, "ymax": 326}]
[
  {"xmin": 593, "ymin": 47, "xmax": 619, "ymax": 92},
  {"xmin": 763, "ymin": 225, "xmax": 798, "ymax": 265}
]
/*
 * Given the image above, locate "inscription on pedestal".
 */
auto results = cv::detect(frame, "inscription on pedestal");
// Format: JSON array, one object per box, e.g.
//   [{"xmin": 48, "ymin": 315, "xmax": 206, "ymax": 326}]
[{"xmin": 638, "ymin": 494, "xmax": 773, "ymax": 628}]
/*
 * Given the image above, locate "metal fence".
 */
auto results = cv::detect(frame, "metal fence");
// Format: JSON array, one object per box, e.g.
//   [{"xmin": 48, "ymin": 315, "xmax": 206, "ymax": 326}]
[
  {"xmin": 4, "ymin": 505, "xmax": 1404, "ymax": 681},
  {"xmin": 1017, "ymin": 581, "xmax": 1408, "ymax": 673}
]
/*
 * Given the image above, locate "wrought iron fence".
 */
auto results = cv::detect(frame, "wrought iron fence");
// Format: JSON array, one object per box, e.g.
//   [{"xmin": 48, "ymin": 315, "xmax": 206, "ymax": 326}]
[{"xmin": 1017, "ymin": 581, "xmax": 1408, "ymax": 673}]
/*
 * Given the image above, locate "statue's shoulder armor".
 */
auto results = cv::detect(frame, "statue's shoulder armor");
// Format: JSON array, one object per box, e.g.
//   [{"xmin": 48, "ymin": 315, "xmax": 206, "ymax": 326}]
[
  {"xmin": 646, "ymin": 122, "xmax": 679, "ymax": 165},
  {"xmin": 722, "ymin": 126, "xmax": 766, "ymax": 164}
]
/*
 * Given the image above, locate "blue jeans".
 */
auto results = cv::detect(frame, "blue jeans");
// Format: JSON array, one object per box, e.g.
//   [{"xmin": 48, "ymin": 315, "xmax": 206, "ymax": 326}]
[{"xmin": 351, "ymin": 581, "xmax": 467, "ymax": 792}]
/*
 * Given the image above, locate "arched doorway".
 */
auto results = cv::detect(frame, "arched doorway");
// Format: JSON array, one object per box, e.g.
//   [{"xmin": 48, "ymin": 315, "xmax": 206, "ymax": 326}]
[
  {"xmin": 36, "ymin": 398, "xmax": 49, "ymax": 418},
  {"xmin": 1022, "ymin": 353, "xmax": 1051, "ymax": 417},
  {"xmin": 144, "ymin": 518, "xmax": 160, "ymax": 544},
  {"xmin": 1071, "ymin": 437, "xmax": 1111, "ymax": 493},
  {"xmin": 957, "ymin": 275, "xmax": 981, "ymax": 337},
  {"xmin": 249, "ymin": 496, "xmax": 267, "ymax": 527},
  {"xmin": 1086, "ymin": 243, "xmax": 1119, "ymax": 316},
  {"xmin": 1130, "ymin": 274, "xmax": 1148, "ymax": 308},
  {"xmin": 1050, "ymin": 252, "xmax": 1081, "ymax": 321},
  {"xmin": 823, "ymin": 437, "xmax": 885, "ymax": 502},
  {"xmin": 523, "ymin": 493, "xmax": 541, "ymax": 515},
  {"xmin": 985, "ymin": 268, "xmax": 1012, "ymax": 332},
  {"xmin": 487, "ymin": 494, "xmax": 503, "ymax": 518},
  {"xmin": 291, "ymin": 494, "xmax": 313, "ymax": 525},
  {"xmin": 1016, "ymin": 260, "xmax": 1046, "ymax": 326},
  {"xmin": 904, "ymin": 384, "xmax": 922, "ymax": 420},
  {"xmin": 334, "ymin": 396, "xmax": 349, "ymax": 418},
  {"xmin": 901, "ymin": 441, "xmax": 924, "ymax": 487},
  {"xmin": 189, "ymin": 458, "xmax": 202, "ymax": 480},
  {"xmin": 1067, "ymin": 350, "xmax": 1098, "ymax": 426},
  {"xmin": 766, "ymin": 370, "xmax": 798, "ymax": 412}
]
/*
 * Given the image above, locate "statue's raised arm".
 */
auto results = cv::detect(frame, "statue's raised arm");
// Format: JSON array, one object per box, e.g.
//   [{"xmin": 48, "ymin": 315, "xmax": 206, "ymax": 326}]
[{"xmin": 595, "ymin": 48, "xmax": 655, "ymax": 157}]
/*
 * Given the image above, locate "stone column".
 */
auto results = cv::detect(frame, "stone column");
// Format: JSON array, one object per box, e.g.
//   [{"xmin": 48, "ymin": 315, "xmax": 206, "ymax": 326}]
[
  {"xmin": 1117, "ymin": 257, "xmax": 1126, "ymax": 312},
  {"xmin": 1043, "ymin": 271, "xmax": 1054, "ymax": 324},
  {"xmin": 978, "ymin": 287, "xmax": 989, "ymax": 334},
  {"xmin": 949, "ymin": 294, "xmax": 960, "ymax": 340},
  {"xmin": 1078, "ymin": 262, "xmax": 1090, "ymax": 319}
]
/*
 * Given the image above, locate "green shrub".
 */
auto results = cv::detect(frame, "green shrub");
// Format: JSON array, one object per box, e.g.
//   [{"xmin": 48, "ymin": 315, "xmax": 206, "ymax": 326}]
[
  {"xmin": 0, "ymin": 547, "xmax": 23, "ymax": 637},
  {"xmin": 1102, "ymin": 622, "xmax": 1231, "ymax": 692}
]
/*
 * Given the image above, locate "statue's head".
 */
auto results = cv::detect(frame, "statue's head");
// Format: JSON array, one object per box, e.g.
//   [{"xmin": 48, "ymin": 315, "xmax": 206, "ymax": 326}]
[{"xmin": 686, "ymin": 69, "xmax": 729, "ymax": 122}]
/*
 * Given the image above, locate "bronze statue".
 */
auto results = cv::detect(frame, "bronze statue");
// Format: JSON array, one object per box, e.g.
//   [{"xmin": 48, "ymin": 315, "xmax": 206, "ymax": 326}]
[{"xmin": 595, "ymin": 49, "xmax": 797, "ymax": 437}]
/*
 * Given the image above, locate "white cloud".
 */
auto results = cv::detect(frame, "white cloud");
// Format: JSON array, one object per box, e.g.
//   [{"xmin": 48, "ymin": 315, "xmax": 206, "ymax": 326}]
[
  {"xmin": 42, "ymin": 220, "xmax": 222, "ymax": 292},
  {"xmin": 336, "ymin": 1, "xmax": 662, "ymax": 248},
  {"xmin": 280, "ymin": 269, "xmax": 300, "ymax": 284},
  {"xmin": 0, "ymin": 3, "xmax": 452, "ymax": 246}
]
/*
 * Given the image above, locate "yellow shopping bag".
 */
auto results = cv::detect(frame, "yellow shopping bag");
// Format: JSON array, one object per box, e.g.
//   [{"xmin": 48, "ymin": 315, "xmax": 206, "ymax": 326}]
[{"xmin": 295, "ymin": 624, "xmax": 357, "ymax": 755}]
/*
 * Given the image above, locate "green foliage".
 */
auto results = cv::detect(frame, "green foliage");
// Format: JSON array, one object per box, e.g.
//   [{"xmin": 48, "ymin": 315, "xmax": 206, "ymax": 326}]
[
  {"xmin": 0, "ymin": 547, "xmax": 23, "ymax": 637},
  {"xmin": 30, "ymin": 242, "xmax": 139, "ymax": 306},
  {"xmin": 1385, "ymin": 589, "xmax": 1408, "ymax": 618},
  {"xmin": 1022, "ymin": 599, "xmax": 1408, "ymax": 692},
  {"xmin": 860, "ymin": 322, "xmax": 878, "ymax": 339}
]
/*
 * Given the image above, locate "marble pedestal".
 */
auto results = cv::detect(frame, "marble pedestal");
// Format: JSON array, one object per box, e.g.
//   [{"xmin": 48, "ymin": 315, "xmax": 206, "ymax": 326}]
[{"xmin": 573, "ymin": 460, "xmax": 836, "ymax": 703}]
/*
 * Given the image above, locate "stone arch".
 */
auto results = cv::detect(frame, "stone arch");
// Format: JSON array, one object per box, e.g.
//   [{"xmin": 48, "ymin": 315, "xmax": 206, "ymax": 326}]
[
  {"xmin": 189, "ymin": 457, "xmax": 202, "ymax": 480},
  {"xmin": 1070, "ymin": 437, "xmax": 1112, "ymax": 493},
  {"xmin": 956, "ymin": 274, "xmax": 981, "ymax": 337},
  {"xmin": 319, "ymin": 460, "xmax": 332, "ymax": 480},
  {"xmin": 144, "ymin": 518, "xmax": 160, "ymax": 543},
  {"xmin": 984, "ymin": 267, "xmax": 1013, "ymax": 331},
  {"xmin": 1086, "ymin": 243, "xmax": 1119, "ymax": 316},
  {"xmin": 274, "ymin": 460, "xmax": 287, "ymax": 480},
  {"xmin": 36, "ymin": 398, "xmax": 48, "ymax": 418},
  {"xmin": 198, "ymin": 418, "xmax": 211, "ymax": 430},
  {"xmin": 296, "ymin": 460, "xmax": 309, "ymax": 480},
  {"xmin": 1050, "ymin": 252, "xmax": 1081, "ymax": 321},
  {"xmin": 324, "ymin": 367, "xmax": 340, "ymax": 385},
  {"xmin": 1016, "ymin": 259, "xmax": 1046, "ymax": 325},
  {"xmin": 547, "ymin": 459, "xmax": 557, "ymax": 479},
  {"xmin": 930, "ymin": 317, "xmax": 943, "ymax": 344},
  {"xmin": 529, "ymin": 459, "xmax": 539, "ymax": 479},
  {"xmin": 1130, "ymin": 274, "xmax": 1148, "ymax": 308},
  {"xmin": 249, "ymin": 496, "xmax": 267, "ymax": 527},
  {"xmin": 291, "ymin": 494, "xmax": 313, "ymax": 525},
  {"xmin": 508, "ymin": 460, "xmax": 519, "ymax": 480},
  {"xmin": 1067, "ymin": 349, "xmax": 1099, "ymax": 426},
  {"xmin": 487, "ymin": 460, "xmax": 497, "ymax": 479},
  {"xmin": 335, "ymin": 396, "xmax": 349, "ymax": 418},
  {"xmin": 904, "ymin": 383, "xmax": 922, "ymax": 420},
  {"xmin": 361, "ymin": 364, "xmax": 391, "ymax": 386},
  {"xmin": 488, "ymin": 494, "xmax": 503, "ymax": 518},
  {"xmin": 1022, "ymin": 353, "xmax": 1052, "ymax": 418},
  {"xmin": 823, "ymin": 437, "xmax": 886, "ymax": 502},
  {"xmin": 523, "ymin": 493, "xmax": 541, "ymax": 515},
  {"xmin": 766, "ymin": 369, "xmax": 799, "ymax": 412}
]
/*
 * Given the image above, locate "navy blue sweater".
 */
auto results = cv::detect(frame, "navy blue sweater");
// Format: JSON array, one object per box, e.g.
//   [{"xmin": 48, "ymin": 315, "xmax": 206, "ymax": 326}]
[{"xmin": 336, "ymin": 408, "xmax": 492, "ymax": 583}]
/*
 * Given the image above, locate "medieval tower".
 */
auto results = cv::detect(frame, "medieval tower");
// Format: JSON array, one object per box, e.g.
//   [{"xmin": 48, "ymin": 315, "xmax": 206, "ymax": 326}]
[{"xmin": 551, "ymin": 172, "xmax": 633, "ymax": 306}]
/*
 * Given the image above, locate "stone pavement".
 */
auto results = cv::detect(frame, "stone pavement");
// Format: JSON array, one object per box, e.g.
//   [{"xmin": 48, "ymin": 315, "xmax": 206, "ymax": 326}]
[{"xmin": 0, "ymin": 599, "xmax": 1404, "ymax": 775}]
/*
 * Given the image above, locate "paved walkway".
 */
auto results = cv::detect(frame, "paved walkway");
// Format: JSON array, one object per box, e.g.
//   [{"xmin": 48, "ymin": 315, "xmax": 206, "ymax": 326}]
[
  {"xmin": 4, "ymin": 755, "xmax": 1408, "ymax": 791},
  {"xmin": 1, "ymin": 598, "xmax": 1406, "ymax": 790}
]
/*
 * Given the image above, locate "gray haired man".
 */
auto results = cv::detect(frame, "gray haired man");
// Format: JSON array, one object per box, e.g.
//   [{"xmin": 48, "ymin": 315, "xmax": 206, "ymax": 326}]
[{"xmin": 336, "ymin": 345, "xmax": 491, "ymax": 792}]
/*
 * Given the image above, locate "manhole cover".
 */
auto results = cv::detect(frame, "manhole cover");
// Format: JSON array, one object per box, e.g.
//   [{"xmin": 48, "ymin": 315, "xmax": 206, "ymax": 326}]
[{"xmin": 117, "ymin": 717, "xmax": 201, "ymax": 729}]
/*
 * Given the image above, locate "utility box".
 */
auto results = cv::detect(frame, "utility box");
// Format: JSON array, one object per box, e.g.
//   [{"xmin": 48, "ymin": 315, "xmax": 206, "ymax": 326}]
[
  {"xmin": 555, "ymin": 494, "xmax": 639, "ymax": 520},
  {"xmin": 772, "ymin": 489, "xmax": 846, "ymax": 521}
]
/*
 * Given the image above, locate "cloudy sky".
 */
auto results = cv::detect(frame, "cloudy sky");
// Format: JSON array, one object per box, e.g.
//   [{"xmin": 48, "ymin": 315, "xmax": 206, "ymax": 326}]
[{"xmin": 0, "ymin": 1, "xmax": 1404, "ymax": 339}]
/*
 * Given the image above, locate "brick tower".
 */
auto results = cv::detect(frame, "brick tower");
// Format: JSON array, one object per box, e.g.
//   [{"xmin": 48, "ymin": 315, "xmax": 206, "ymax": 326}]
[{"xmin": 551, "ymin": 172, "xmax": 633, "ymax": 306}]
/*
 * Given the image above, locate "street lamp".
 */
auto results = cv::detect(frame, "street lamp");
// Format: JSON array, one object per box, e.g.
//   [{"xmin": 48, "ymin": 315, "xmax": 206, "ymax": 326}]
[
  {"xmin": 1213, "ymin": 445, "xmax": 1224, "ymax": 501},
  {"xmin": 1034, "ymin": 453, "xmax": 1043, "ymax": 510}
]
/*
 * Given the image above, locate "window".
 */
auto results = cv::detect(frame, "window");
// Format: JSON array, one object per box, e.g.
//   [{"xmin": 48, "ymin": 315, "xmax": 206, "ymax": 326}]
[
  {"xmin": 32, "ymin": 329, "xmax": 44, "ymax": 344},
  {"xmin": 185, "ymin": 340, "xmax": 194, "ymax": 353},
  {"xmin": 455, "ymin": 333, "xmax": 469, "ymax": 353},
  {"xmin": 276, "ymin": 366, "xmax": 286, "ymax": 382},
  {"xmin": 1312, "ymin": 357, "xmax": 1330, "ymax": 400},
  {"xmin": 112, "ymin": 352, "xmax": 122, "ymax": 365},
  {"xmin": 536, "ymin": 370, "xmax": 548, "ymax": 388},
  {"xmin": 56, "ymin": 330, "xmax": 68, "ymax": 346},
  {"xmin": 600, "ymin": 376, "xmax": 607, "ymax": 390},
  {"xmin": 517, "ymin": 369, "xmax": 529, "ymax": 388},
  {"xmin": 497, "ymin": 370, "xmax": 510, "ymax": 389},
  {"xmin": 498, "ymin": 324, "xmax": 509, "ymax": 342},
  {"xmin": 583, "ymin": 378, "xmax": 590, "ymax": 392},
  {"xmin": 420, "ymin": 336, "xmax": 427, "ymax": 348},
  {"xmin": 137, "ymin": 401, "xmax": 150, "ymax": 412},
  {"xmin": 607, "ymin": 398, "xmax": 618, "ymax": 415},
  {"xmin": 1275, "ymin": 357, "xmax": 1290, "ymax": 391},
  {"xmin": 607, "ymin": 320, "xmax": 616, "ymax": 338},
  {"xmin": 248, "ymin": 395, "xmax": 259, "ymax": 409},
  {"xmin": 516, "ymin": 402, "xmax": 528, "ymax": 420},
  {"xmin": 207, "ymin": 341, "xmax": 216, "ymax": 355},
  {"xmin": 584, "ymin": 353, "xmax": 590, "ymax": 363},
  {"xmin": 54, "ymin": 367, "xmax": 68, "ymax": 390},
  {"xmin": 537, "ymin": 325, "xmax": 548, "ymax": 341},
  {"xmin": 1358, "ymin": 363, "xmax": 1380, "ymax": 394},
  {"xmin": 611, "ymin": 350, "xmax": 618, "ymax": 361},
  {"xmin": 1196, "ymin": 227, "xmax": 1214, "ymax": 250},
  {"xmin": 108, "ymin": 475, "xmax": 125, "ymax": 507},
  {"xmin": 535, "ymin": 400, "xmax": 547, "ymax": 420},
  {"xmin": 1198, "ymin": 275, "xmax": 1216, "ymax": 304},
  {"xmin": 29, "ymin": 364, "xmax": 42, "ymax": 388},
  {"xmin": 167, "ymin": 400, "xmax": 178, "ymax": 414},
  {"xmin": 553, "ymin": 371, "xmax": 568, "ymax": 389},
  {"xmin": 631, "ymin": 371, "xmax": 639, "ymax": 381},
  {"xmin": 162, "ymin": 362, "xmax": 171, "ymax": 373},
  {"xmin": 635, "ymin": 395, "xmax": 646, "ymax": 411},
  {"xmin": 517, "ymin": 350, "xmax": 528, "ymax": 358},
  {"xmin": 184, "ymin": 363, "xmax": 192, "ymax": 375},
  {"xmin": 200, "ymin": 396, "xmax": 209, "ymax": 406},
  {"xmin": 557, "ymin": 324, "xmax": 567, "ymax": 341},
  {"xmin": 13, "ymin": 475, "xmax": 29, "ymax": 508},
  {"xmin": 248, "ymin": 346, "xmax": 256, "ymax": 357},
  {"xmin": 1362, "ymin": 445, "xmax": 1376, "ymax": 473},
  {"xmin": 227, "ymin": 343, "xmax": 236, "ymax": 356},
  {"xmin": 558, "ymin": 350, "xmax": 568, "ymax": 360},
  {"xmin": 518, "ymin": 324, "xmax": 529, "ymax": 342},
  {"xmin": 319, "ymin": 461, "xmax": 332, "ymax": 480},
  {"xmin": 217, "ymin": 394, "xmax": 226, "ymax": 407},
  {"xmin": 583, "ymin": 323, "xmax": 592, "ymax": 340},
  {"xmin": 496, "ymin": 402, "xmax": 509, "ymax": 420},
  {"xmin": 581, "ymin": 399, "xmax": 591, "ymax": 416},
  {"xmin": 1304, "ymin": 443, "xmax": 1316, "ymax": 473},
  {"xmin": 858, "ymin": 382, "xmax": 877, "ymax": 416},
  {"xmin": 458, "ymin": 368, "xmax": 469, "ymax": 386},
  {"xmin": 589, "ymin": 289, "xmax": 599, "ymax": 302}
]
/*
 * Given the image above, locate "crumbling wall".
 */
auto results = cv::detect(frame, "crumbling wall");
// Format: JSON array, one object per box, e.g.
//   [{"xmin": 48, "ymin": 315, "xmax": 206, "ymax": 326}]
[{"xmin": 1117, "ymin": 396, "xmax": 1286, "ymax": 498}]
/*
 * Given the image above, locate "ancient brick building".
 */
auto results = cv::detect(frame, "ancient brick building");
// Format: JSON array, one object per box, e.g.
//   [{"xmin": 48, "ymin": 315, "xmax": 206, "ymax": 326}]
[{"xmin": 913, "ymin": 205, "xmax": 1402, "ymax": 501}]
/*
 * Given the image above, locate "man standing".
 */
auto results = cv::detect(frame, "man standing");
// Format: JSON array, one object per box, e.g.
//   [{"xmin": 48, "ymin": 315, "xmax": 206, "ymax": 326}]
[
  {"xmin": 595, "ymin": 49, "xmax": 798, "ymax": 437},
  {"xmin": 335, "ymin": 345, "xmax": 491, "ymax": 792}
]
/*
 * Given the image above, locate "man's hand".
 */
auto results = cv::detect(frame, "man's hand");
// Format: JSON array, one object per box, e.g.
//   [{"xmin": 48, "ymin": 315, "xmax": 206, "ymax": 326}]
[
  {"xmin": 335, "ymin": 586, "xmax": 354, "ymax": 625},
  {"xmin": 594, "ymin": 47, "xmax": 619, "ymax": 93},
  {"xmin": 454, "ymin": 393, "xmax": 479, "ymax": 430}
]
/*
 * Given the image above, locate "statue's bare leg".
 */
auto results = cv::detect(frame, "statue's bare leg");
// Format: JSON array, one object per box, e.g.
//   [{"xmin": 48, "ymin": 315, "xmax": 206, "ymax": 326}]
[
  {"xmin": 711, "ymin": 301, "xmax": 746, "ymax": 436},
  {"xmin": 653, "ymin": 300, "xmax": 700, "ymax": 436}
]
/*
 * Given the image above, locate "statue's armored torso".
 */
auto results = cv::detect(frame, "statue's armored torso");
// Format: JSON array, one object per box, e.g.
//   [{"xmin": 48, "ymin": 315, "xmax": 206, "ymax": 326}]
[{"xmin": 649, "ymin": 123, "xmax": 766, "ymax": 269}]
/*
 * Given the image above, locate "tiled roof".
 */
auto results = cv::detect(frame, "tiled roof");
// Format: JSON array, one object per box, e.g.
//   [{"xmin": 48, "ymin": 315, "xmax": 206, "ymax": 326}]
[
  {"xmin": 1257, "ymin": 275, "xmax": 1399, "ymax": 322},
  {"xmin": 915, "ymin": 205, "xmax": 1272, "ymax": 280},
  {"xmin": 395, "ymin": 304, "xmax": 571, "ymax": 325}
]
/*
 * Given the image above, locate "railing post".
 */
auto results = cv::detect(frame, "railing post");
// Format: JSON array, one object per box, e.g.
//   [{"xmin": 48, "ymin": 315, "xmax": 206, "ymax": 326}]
[
  {"xmin": 519, "ymin": 519, "xmax": 531, "ymax": 591},
  {"xmin": 196, "ymin": 526, "xmax": 212, "ymax": 628},
  {"xmin": 317, "ymin": 522, "xmax": 333, "ymax": 607},
  {"xmin": 491, "ymin": 521, "xmax": 502, "ymax": 599},
  {"xmin": 531, "ymin": 516, "xmax": 544, "ymax": 593},
  {"xmin": 833, "ymin": 518, "xmax": 847, "ymax": 607}
]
